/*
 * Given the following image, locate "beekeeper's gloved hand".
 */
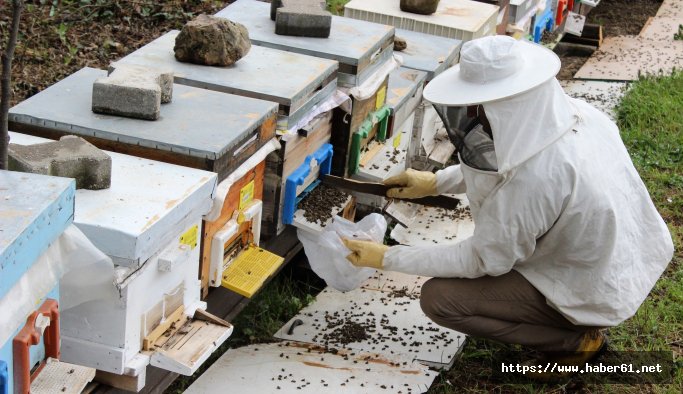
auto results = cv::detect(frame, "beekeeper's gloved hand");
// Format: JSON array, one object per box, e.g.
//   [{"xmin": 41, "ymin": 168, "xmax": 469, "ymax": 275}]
[
  {"xmin": 343, "ymin": 239, "xmax": 388, "ymax": 270},
  {"xmin": 383, "ymin": 169, "xmax": 437, "ymax": 199}
]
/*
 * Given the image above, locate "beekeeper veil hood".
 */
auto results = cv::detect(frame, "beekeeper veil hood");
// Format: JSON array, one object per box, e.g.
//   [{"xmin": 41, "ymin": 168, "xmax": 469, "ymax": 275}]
[{"xmin": 424, "ymin": 36, "xmax": 580, "ymax": 173}]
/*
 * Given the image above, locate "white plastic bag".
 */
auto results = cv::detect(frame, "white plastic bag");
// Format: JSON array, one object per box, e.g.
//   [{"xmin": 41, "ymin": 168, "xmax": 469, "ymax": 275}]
[
  {"xmin": 0, "ymin": 225, "xmax": 116, "ymax": 347},
  {"xmin": 297, "ymin": 213, "xmax": 387, "ymax": 292}
]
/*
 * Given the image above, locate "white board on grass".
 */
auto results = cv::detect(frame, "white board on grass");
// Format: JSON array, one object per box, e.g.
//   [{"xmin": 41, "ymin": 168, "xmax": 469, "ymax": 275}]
[
  {"xmin": 274, "ymin": 287, "xmax": 466, "ymax": 368},
  {"xmin": 390, "ymin": 196, "xmax": 474, "ymax": 246},
  {"xmin": 360, "ymin": 271, "xmax": 430, "ymax": 295},
  {"xmin": 184, "ymin": 342, "xmax": 437, "ymax": 393},
  {"xmin": 560, "ymin": 80, "xmax": 629, "ymax": 121}
]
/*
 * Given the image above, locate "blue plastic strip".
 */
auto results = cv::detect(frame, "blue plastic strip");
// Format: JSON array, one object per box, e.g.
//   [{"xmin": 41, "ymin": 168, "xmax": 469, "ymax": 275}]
[
  {"xmin": 0, "ymin": 360, "xmax": 7, "ymax": 394},
  {"xmin": 533, "ymin": 1, "xmax": 555, "ymax": 43},
  {"xmin": 282, "ymin": 143, "xmax": 334, "ymax": 225}
]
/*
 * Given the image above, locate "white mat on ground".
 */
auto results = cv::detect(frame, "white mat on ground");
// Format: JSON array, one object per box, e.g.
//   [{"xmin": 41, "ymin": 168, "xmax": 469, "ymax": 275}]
[
  {"xmin": 389, "ymin": 196, "xmax": 474, "ymax": 246},
  {"xmin": 574, "ymin": 36, "xmax": 683, "ymax": 81},
  {"xmin": 274, "ymin": 287, "xmax": 466, "ymax": 368},
  {"xmin": 184, "ymin": 342, "xmax": 437, "ymax": 393},
  {"xmin": 360, "ymin": 271, "xmax": 430, "ymax": 295},
  {"xmin": 560, "ymin": 80, "xmax": 628, "ymax": 121}
]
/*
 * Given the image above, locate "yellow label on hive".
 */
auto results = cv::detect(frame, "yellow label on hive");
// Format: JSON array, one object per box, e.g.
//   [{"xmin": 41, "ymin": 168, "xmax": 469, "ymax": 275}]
[
  {"xmin": 375, "ymin": 86, "xmax": 387, "ymax": 110},
  {"xmin": 239, "ymin": 180, "xmax": 255, "ymax": 210},
  {"xmin": 393, "ymin": 133, "xmax": 402, "ymax": 149},
  {"xmin": 180, "ymin": 225, "xmax": 198, "ymax": 250}
]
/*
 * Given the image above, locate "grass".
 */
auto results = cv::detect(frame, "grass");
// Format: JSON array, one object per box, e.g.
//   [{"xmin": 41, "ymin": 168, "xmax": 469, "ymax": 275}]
[{"xmin": 325, "ymin": 0, "xmax": 349, "ymax": 15}]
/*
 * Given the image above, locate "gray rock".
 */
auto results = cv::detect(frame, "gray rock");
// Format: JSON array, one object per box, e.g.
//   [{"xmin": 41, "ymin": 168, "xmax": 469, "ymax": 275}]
[
  {"xmin": 400, "ymin": 0, "xmax": 440, "ymax": 15},
  {"xmin": 394, "ymin": 36, "xmax": 408, "ymax": 51},
  {"xmin": 9, "ymin": 136, "xmax": 112, "ymax": 190},
  {"xmin": 174, "ymin": 14, "xmax": 251, "ymax": 66},
  {"xmin": 92, "ymin": 66, "xmax": 161, "ymax": 120},
  {"xmin": 275, "ymin": 0, "xmax": 332, "ymax": 38}
]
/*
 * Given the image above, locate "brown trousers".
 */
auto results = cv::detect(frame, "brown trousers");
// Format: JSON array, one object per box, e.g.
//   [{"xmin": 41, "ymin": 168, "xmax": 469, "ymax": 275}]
[{"xmin": 420, "ymin": 270, "xmax": 599, "ymax": 352}]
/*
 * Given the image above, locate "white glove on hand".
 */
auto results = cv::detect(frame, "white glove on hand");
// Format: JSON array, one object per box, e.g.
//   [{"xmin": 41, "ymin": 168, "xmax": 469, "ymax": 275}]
[{"xmin": 383, "ymin": 169, "xmax": 438, "ymax": 199}]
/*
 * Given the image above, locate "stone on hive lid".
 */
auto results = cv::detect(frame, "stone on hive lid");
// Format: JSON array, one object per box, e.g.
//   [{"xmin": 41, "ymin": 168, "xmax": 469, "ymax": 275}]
[
  {"xmin": 108, "ymin": 63, "xmax": 174, "ymax": 104},
  {"xmin": 8, "ymin": 135, "xmax": 112, "ymax": 190},
  {"xmin": 400, "ymin": 0, "xmax": 441, "ymax": 15},
  {"xmin": 174, "ymin": 14, "xmax": 251, "ymax": 66},
  {"xmin": 92, "ymin": 65, "xmax": 163, "ymax": 120},
  {"xmin": 275, "ymin": 0, "xmax": 333, "ymax": 38},
  {"xmin": 394, "ymin": 36, "xmax": 408, "ymax": 51}
]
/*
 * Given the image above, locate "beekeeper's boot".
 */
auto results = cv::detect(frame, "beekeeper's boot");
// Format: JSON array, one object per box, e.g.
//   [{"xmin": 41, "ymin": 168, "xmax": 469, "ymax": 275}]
[{"xmin": 523, "ymin": 329, "xmax": 608, "ymax": 382}]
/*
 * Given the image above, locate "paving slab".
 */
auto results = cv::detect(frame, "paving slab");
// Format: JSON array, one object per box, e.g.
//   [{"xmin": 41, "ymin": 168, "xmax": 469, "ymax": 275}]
[
  {"xmin": 574, "ymin": 36, "xmax": 683, "ymax": 81},
  {"xmin": 639, "ymin": 15, "xmax": 682, "ymax": 41},
  {"xmin": 184, "ymin": 342, "xmax": 437, "ymax": 393},
  {"xmin": 9, "ymin": 135, "xmax": 112, "ymax": 190},
  {"xmin": 656, "ymin": 0, "xmax": 683, "ymax": 18},
  {"xmin": 275, "ymin": 0, "xmax": 332, "ymax": 38},
  {"xmin": 560, "ymin": 80, "xmax": 629, "ymax": 121},
  {"xmin": 274, "ymin": 287, "xmax": 466, "ymax": 368},
  {"xmin": 92, "ymin": 67, "xmax": 161, "ymax": 120}
]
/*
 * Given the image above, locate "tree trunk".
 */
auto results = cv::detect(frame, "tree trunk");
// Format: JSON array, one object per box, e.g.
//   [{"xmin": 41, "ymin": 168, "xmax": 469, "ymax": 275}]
[{"xmin": 0, "ymin": 0, "xmax": 24, "ymax": 170}]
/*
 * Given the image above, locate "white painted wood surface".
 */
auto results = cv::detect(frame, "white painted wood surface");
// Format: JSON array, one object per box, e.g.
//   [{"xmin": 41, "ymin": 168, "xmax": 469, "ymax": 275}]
[
  {"xmin": 274, "ymin": 287, "xmax": 466, "ymax": 368},
  {"xmin": 185, "ymin": 342, "xmax": 437, "ymax": 394},
  {"xmin": 31, "ymin": 358, "xmax": 95, "ymax": 394}
]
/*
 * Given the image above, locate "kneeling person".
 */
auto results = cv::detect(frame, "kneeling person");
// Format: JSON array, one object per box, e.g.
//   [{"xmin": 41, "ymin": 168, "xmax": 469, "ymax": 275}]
[{"xmin": 343, "ymin": 36, "xmax": 673, "ymax": 368}]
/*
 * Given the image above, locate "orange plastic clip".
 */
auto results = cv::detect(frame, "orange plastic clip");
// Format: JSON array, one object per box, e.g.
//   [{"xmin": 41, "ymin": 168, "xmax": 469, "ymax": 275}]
[{"xmin": 12, "ymin": 299, "xmax": 60, "ymax": 394}]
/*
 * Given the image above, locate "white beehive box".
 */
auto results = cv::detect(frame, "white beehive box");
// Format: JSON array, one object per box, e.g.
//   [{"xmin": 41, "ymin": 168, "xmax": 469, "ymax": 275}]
[
  {"xmin": 9, "ymin": 133, "xmax": 231, "ymax": 386},
  {"xmin": 344, "ymin": 0, "xmax": 498, "ymax": 41}
]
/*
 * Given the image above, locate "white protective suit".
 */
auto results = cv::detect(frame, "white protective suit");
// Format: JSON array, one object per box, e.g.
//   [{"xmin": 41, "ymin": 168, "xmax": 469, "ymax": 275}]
[{"xmin": 383, "ymin": 79, "xmax": 674, "ymax": 327}]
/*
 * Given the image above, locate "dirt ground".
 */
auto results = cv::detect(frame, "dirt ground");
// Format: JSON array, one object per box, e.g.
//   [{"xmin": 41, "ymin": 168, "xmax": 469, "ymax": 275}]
[
  {"xmin": 0, "ymin": 1, "xmax": 229, "ymax": 107},
  {"xmin": 556, "ymin": 0, "xmax": 664, "ymax": 79},
  {"xmin": 588, "ymin": 0, "xmax": 663, "ymax": 37}
]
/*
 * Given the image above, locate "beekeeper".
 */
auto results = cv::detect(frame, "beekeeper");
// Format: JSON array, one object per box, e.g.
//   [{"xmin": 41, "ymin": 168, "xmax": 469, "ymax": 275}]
[{"xmin": 343, "ymin": 36, "xmax": 673, "ymax": 366}]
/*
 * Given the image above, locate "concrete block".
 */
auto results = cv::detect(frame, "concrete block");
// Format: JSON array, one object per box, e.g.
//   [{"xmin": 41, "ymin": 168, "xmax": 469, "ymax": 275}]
[
  {"xmin": 92, "ymin": 66, "xmax": 162, "ymax": 120},
  {"xmin": 275, "ymin": 0, "xmax": 332, "ymax": 38},
  {"xmin": 9, "ymin": 135, "xmax": 112, "ymax": 190},
  {"xmin": 109, "ymin": 63, "xmax": 174, "ymax": 103}
]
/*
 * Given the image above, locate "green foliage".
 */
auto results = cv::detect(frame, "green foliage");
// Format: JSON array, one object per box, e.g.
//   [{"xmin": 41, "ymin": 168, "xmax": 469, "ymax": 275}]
[
  {"xmin": 326, "ymin": 0, "xmax": 350, "ymax": 15},
  {"xmin": 675, "ymin": 24, "xmax": 683, "ymax": 40},
  {"xmin": 617, "ymin": 70, "xmax": 683, "ymax": 226}
]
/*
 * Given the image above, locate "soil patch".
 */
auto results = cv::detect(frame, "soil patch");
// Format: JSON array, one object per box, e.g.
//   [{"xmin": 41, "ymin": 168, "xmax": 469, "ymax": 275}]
[
  {"xmin": 558, "ymin": 55, "xmax": 594, "ymax": 80},
  {"xmin": 587, "ymin": 0, "xmax": 663, "ymax": 37},
  {"xmin": 0, "ymin": 1, "xmax": 229, "ymax": 107},
  {"xmin": 556, "ymin": 0, "xmax": 663, "ymax": 79}
]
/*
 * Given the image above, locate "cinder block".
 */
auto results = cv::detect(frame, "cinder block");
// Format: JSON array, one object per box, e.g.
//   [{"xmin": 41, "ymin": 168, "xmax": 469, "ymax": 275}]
[
  {"xmin": 109, "ymin": 62, "xmax": 174, "ymax": 104},
  {"xmin": 9, "ymin": 135, "xmax": 112, "ymax": 190},
  {"xmin": 109, "ymin": 62, "xmax": 173, "ymax": 104},
  {"xmin": 275, "ymin": 0, "xmax": 332, "ymax": 38},
  {"xmin": 92, "ymin": 67, "xmax": 162, "ymax": 120}
]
